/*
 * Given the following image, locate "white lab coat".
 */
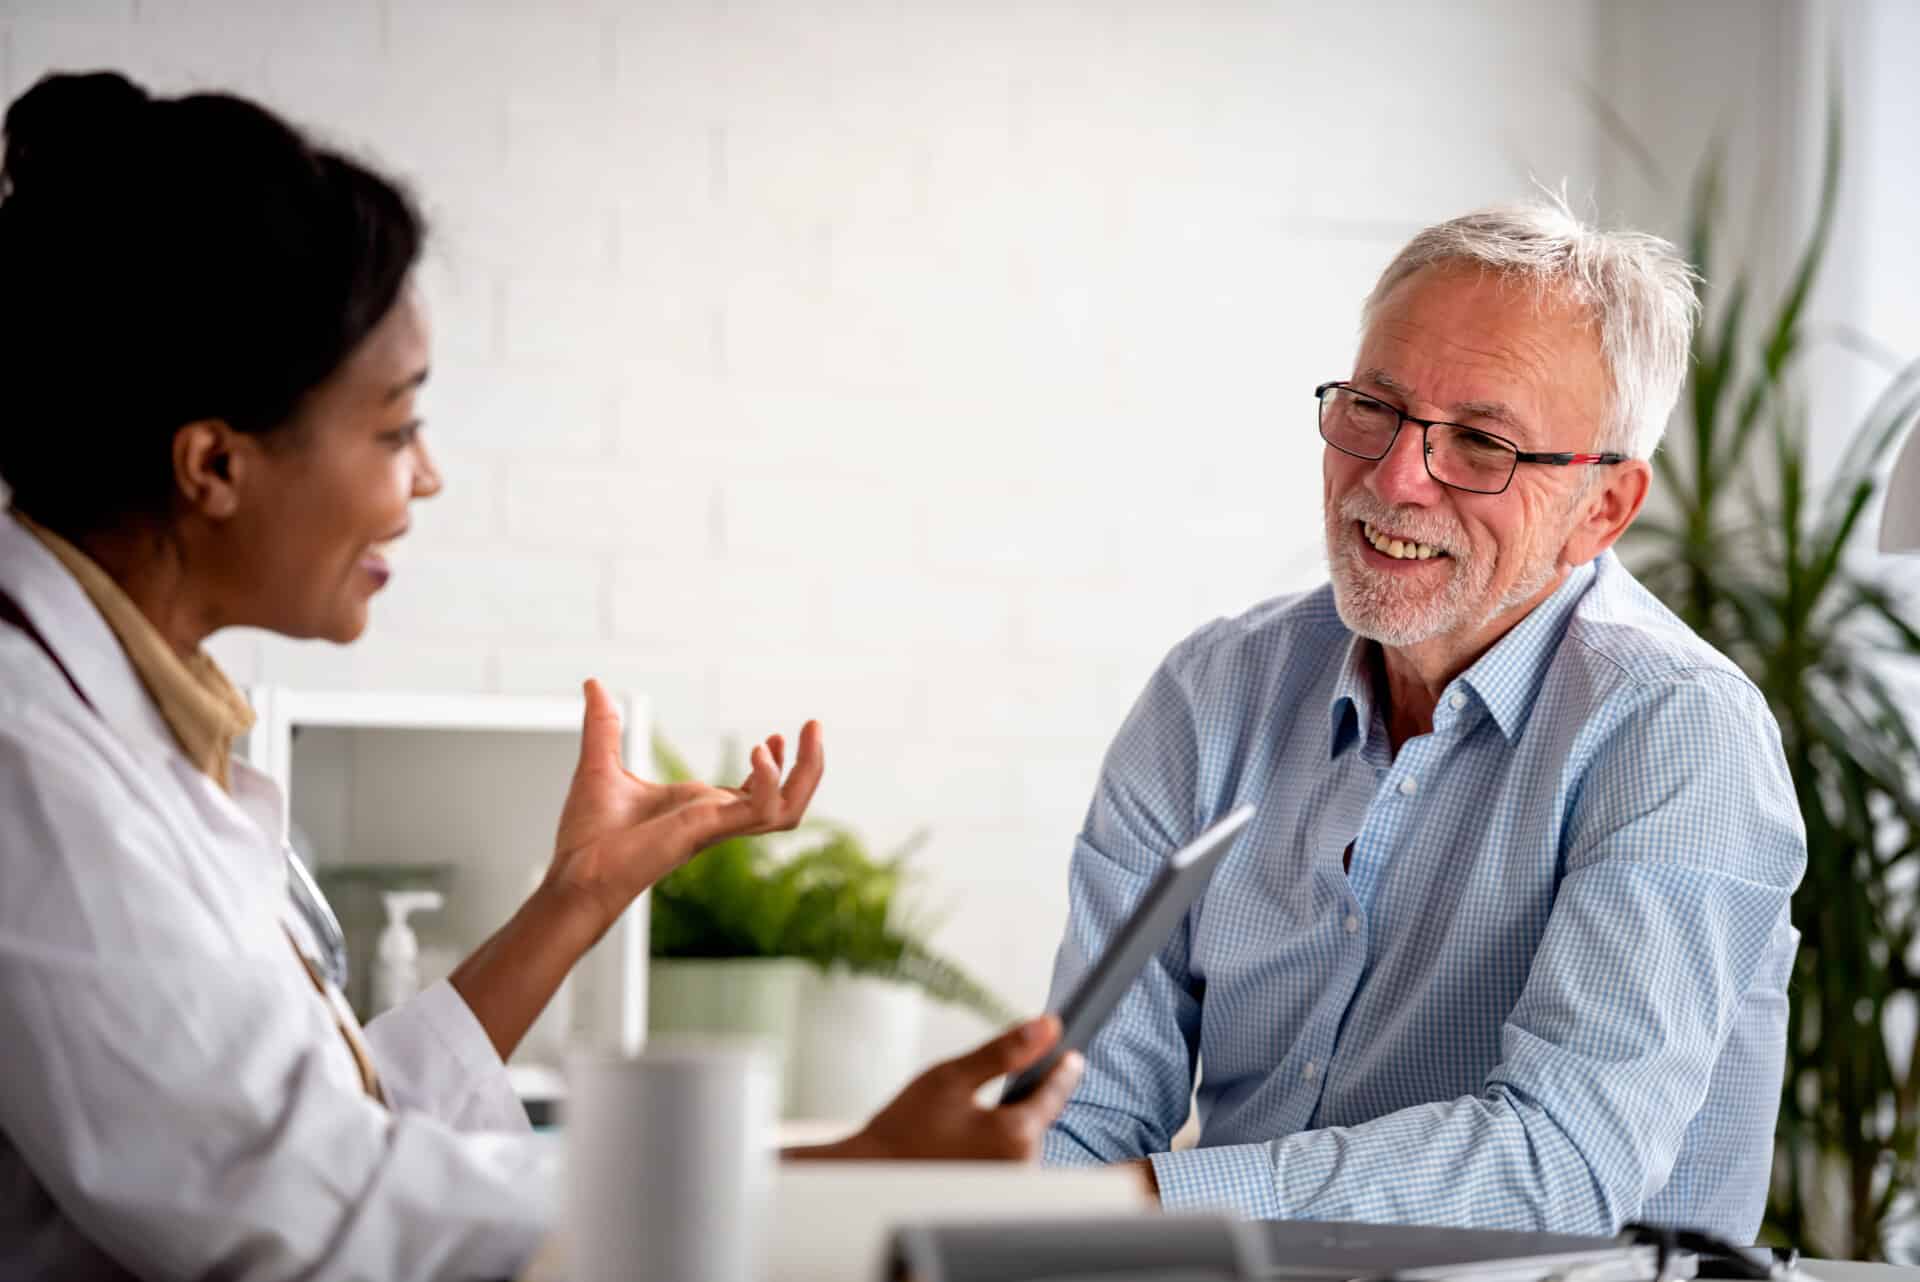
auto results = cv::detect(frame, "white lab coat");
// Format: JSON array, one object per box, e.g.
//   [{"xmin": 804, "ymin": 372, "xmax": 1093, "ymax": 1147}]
[{"xmin": 0, "ymin": 517, "xmax": 555, "ymax": 1280}]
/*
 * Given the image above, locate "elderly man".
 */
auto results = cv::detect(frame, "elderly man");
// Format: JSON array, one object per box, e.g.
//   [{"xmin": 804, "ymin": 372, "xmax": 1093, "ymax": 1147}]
[{"xmin": 1039, "ymin": 202, "xmax": 1805, "ymax": 1242}]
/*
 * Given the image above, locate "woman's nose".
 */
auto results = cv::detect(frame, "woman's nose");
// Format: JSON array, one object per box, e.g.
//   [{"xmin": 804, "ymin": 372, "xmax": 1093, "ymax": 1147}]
[{"xmin": 411, "ymin": 440, "xmax": 443, "ymax": 500}]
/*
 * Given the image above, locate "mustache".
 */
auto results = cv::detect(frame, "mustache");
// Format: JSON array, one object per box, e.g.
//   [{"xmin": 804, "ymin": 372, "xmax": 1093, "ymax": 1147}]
[{"xmin": 1336, "ymin": 494, "xmax": 1464, "ymax": 558}]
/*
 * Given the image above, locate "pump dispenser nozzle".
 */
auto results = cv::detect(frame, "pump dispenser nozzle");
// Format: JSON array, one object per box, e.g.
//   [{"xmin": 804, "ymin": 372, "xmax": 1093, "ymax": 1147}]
[{"xmin": 373, "ymin": 890, "xmax": 444, "ymax": 1016}]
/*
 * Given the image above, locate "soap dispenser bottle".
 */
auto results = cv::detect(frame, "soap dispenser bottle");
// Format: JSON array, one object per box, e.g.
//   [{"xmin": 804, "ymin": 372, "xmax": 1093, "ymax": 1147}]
[{"xmin": 372, "ymin": 889, "xmax": 445, "ymax": 1016}]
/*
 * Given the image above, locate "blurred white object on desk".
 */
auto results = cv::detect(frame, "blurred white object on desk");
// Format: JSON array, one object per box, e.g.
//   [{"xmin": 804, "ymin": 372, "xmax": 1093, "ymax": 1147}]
[
  {"xmin": 518, "ymin": 1160, "xmax": 1143, "ymax": 1282},
  {"xmin": 565, "ymin": 1039, "xmax": 776, "ymax": 1282}
]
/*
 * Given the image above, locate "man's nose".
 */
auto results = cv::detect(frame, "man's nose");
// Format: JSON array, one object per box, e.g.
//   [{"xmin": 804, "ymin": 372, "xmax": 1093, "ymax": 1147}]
[{"xmin": 1368, "ymin": 422, "xmax": 1444, "ymax": 506}]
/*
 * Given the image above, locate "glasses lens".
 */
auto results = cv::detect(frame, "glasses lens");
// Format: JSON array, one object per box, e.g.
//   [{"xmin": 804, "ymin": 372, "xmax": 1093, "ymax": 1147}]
[
  {"xmin": 1427, "ymin": 422, "xmax": 1518, "ymax": 494},
  {"xmin": 1319, "ymin": 387, "xmax": 1399, "ymax": 459}
]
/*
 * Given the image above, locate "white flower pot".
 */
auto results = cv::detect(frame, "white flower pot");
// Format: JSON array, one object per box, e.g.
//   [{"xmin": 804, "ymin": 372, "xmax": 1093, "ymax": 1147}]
[
  {"xmin": 646, "ymin": 958, "xmax": 811, "ymax": 1107},
  {"xmin": 787, "ymin": 968, "xmax": 924, "ymax": 1125}
]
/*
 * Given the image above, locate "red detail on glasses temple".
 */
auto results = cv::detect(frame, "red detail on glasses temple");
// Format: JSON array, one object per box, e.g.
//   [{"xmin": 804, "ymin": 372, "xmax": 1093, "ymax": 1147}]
[{"xmin": 1566, "ymin": 454, "xmax": 1609, "ymax": 464}]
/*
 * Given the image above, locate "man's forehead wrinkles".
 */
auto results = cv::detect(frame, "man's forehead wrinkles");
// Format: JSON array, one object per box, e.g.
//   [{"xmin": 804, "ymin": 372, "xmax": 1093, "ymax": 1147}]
[{"xmin": 1358, "ymin": 323, "xmax": 1567, "ymax": 442}]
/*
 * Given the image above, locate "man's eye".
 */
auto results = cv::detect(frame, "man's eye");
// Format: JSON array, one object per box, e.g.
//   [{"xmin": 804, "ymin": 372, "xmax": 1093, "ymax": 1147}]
[
  {"xmin": 382, "ymin": 422, "xmax": 423, "ymax": 448},
  {"xmin": 1349, "ymin": 398, "xmax": 1394, "ymax": 422}
]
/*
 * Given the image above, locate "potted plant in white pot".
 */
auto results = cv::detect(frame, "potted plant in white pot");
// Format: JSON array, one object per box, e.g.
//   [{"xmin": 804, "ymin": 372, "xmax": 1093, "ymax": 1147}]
[{"xmin": 648, "ymin": 739, "xmax": 1016, "ymax": 1121}]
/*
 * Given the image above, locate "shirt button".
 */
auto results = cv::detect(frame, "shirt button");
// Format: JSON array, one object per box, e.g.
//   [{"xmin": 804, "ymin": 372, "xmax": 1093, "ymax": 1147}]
[
  {"xmin": 1345, "ymin": 914, "xmax": 1360, "ymax": 934},
  {"xmin": 1399, "ymin": 776, "xmax": 1418, "ymax": 796},
  {"xmin": 1449, "ymin": 693, "xmax": 1467, "ymax": 711},
  {"xmin": 1303, "ymin": 1060, "xmax": 1319, "ymax": 1082}
]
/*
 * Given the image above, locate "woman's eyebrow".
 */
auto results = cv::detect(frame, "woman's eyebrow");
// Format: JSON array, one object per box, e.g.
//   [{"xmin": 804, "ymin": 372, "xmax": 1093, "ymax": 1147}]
[{"xmin": 385, "ymin": 367, "xmax": 429, "ymax": 403}]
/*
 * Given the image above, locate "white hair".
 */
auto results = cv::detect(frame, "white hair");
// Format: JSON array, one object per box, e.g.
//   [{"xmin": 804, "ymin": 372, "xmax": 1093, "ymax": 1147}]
[{"xmin": 1362, "ymin": 195, "xmax": 1700, "ymax": 460}]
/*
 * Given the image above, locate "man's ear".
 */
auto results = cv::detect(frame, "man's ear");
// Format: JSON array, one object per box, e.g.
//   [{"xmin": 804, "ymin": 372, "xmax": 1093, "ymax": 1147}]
[
  {"xmin": 1564, "ymin": 458, "xmax": 1651, "ymax": 566},
  {"xmin": 171, "ymin": 419, "xmax": 246, "ymax": 521}
]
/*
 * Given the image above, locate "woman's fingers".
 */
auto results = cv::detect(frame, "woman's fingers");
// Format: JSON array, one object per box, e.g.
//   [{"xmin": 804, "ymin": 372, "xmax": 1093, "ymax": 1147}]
[
  {"xmin": 728, "ymin": 722, "xmax": 826, "ymax": 834},
  {"xmin": 574, "ymin": 679, "xmax": 624, "ymax": 777},
  {"xmin": 1000, "ymin": 1049, "xmax": 1084, "ymax": 1134},
  {"xmin": 937, "ymin": 1015, "xmax": 1062, "ymax": 1090},
  {"xmin": 777, "ymin": 720, "xmax": 825, "ymax": 824}
]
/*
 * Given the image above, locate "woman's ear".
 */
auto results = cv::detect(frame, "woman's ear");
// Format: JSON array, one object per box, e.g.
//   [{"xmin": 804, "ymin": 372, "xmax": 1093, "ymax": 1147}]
[{"xmin": 171, "ymin": 419, "xmax": 244, "ymax": 520}]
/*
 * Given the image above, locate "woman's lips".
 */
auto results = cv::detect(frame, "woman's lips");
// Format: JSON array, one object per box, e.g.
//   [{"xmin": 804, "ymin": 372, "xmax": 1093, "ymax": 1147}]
[{"xmin": 360, "ymin": 544, "xmax": 393, "ymax": 589}]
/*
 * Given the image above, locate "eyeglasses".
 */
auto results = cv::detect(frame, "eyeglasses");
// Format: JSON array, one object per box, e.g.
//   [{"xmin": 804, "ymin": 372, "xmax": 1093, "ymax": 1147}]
[{"xmin": 1315, "ymin": 381, "xmax": 1627, "ymax": 496}]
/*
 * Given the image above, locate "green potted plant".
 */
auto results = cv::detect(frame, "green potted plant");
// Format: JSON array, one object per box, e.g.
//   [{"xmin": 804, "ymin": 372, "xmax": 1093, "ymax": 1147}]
[
  {"xmin": 1620, "ymin": 96, "xmax": 1920, "ymax": 1259},
  {"xmin": 647, "ymin": 737, "xmax": 1017, "ymax": 1120}
]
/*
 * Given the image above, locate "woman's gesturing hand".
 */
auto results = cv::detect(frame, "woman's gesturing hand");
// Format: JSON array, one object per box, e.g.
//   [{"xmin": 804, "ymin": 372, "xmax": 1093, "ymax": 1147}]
[{"xmin": 546, "ymin": 678, "xmax": 824, "ymax": 937}]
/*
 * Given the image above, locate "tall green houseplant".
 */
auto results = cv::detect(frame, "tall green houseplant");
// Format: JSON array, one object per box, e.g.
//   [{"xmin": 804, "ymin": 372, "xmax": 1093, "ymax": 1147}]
[{"xmin": 1624, "ymin": 100, "xmax": 1920, "ymax": 1260}]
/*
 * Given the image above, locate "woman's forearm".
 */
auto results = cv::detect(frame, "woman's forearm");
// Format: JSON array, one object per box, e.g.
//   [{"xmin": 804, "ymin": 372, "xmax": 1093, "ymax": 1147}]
[{"xmin": 448, "ymin": 883, "xmax": 606, "ymax": 1061}]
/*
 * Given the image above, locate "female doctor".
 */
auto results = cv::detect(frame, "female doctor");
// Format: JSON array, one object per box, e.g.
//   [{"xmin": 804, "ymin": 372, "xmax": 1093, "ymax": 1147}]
[{"xmin": 0, "ymin": 72, "xmax": 1082, "ymax": 1281}]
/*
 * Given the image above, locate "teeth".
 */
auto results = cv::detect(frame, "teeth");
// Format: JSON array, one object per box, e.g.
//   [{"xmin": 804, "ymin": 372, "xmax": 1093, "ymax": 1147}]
[{"xmin": 1362, "ymin": 521, "xmax": 1444, "ymax": 561}]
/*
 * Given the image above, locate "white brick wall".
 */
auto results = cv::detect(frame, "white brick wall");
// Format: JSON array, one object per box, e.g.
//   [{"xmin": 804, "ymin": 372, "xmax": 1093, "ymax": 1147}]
[{"xmin": 4, "ymin": 0, "xmax": 1796, "ymax": 1062}]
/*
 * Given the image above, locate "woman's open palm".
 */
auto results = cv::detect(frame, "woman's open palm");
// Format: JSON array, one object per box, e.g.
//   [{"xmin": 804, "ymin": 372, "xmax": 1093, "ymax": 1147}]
[{"xmin": 547, "ymin": 679, "xmax": 824, "ymax": 934}]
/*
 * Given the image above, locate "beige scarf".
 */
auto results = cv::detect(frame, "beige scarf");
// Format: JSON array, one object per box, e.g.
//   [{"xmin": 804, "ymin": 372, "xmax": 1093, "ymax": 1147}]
[{"xmin": 14, "ymin": 512, "xmax": 254, "ymax": 790}]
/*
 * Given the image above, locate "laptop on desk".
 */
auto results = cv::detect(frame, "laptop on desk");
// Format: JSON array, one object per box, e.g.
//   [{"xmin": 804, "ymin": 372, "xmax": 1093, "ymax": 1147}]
[
  {"xmin": 888, "ymin": 1215, "xmax": 1685, "ymax": 1282},
  {"xmin": 1255, "ymin": 1219, "xmax": 1683, "ymax": 1282}
]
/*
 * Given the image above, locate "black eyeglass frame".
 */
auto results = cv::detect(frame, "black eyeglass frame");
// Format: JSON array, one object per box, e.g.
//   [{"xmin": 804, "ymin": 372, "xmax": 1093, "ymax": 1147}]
[{"xmin": 1314, "ymin": 381, "xmax": 1629, "ymax": 496}]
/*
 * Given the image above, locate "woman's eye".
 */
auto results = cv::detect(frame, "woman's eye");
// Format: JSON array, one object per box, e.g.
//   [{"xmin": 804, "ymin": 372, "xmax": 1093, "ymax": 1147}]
[{"xmin": 381, "ymin": 421, "xmax": 423, "ymax": 448}]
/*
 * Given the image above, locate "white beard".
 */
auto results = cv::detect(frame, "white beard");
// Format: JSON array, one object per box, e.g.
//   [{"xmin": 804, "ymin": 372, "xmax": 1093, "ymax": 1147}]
[{"xmin": 1325, "ymin": 493, "xmax": 1561, "ymax": 648}]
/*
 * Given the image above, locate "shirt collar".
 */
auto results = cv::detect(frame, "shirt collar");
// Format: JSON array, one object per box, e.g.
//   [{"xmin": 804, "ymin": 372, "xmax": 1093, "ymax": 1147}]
[
  {"xmin": 1325, "ymin": 555, "xmax": 1602, "ymax": 757},
  {"xmin": 1328, "ymin": 634, "xmax": 1384, "ymax": 762},
  {"xmin": 1453, "ymin": 557, "xmax": 1599, "ymax": 742},
  {"xmin": 11, "ymin": 511, "xmax": 254, "ymax": 791}
]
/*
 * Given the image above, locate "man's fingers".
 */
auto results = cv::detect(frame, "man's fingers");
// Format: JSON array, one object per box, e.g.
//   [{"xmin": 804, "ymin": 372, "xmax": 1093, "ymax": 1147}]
[
  {"xmin": 576, "ymin": 679, "xmax": 623, "ymax": 775},
  {"xmin": 938, "ymin": 1015, "xmax": 1062, "ymax": 1088}
]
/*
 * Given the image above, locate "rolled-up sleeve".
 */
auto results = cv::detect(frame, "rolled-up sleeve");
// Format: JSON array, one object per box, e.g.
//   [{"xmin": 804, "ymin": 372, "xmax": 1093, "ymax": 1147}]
[{"xmin": 365, "ymin": 979, "xmax": 531, "ymax": 1134}]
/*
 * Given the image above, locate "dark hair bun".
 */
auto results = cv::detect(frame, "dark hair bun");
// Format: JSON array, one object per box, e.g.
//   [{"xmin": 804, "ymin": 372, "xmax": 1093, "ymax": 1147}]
[
  {"xmin": 1, "ymin": 70, "xmax": 152, "ymax": 199},
  {"xmin": 0, "ymin": 71, "xmax": 424, "ymax": 537}
]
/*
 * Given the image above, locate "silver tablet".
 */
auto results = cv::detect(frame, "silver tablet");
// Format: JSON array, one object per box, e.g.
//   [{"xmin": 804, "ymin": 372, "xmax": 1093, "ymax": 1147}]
[{"xmin": 1001, "ymin": 803, "xmax": 1255, "ymax": 1106}]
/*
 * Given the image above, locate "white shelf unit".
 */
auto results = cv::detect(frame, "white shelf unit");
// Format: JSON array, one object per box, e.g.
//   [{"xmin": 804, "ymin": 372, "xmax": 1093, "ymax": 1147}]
[{"xmin": 242, "ymin": 687, "xmax": 652, "ymax": 1057}]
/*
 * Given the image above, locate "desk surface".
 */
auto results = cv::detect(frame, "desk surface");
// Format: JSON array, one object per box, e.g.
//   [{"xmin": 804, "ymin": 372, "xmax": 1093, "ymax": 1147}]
[{"xmin": 1804, "ymin": 1261, "xmax": 1920, "ymax": 1282}]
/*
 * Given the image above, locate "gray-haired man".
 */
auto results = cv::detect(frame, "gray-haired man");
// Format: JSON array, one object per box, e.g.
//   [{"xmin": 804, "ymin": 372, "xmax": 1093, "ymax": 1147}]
[{"xmin": 1040, "ymin": 202, "xmax": 1806, "ymax": 1241}]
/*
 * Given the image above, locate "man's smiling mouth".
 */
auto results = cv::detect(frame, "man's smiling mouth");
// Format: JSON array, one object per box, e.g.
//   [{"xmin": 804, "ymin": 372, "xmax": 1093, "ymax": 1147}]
[{"xmin": 1360, "ymin": 520, "xmax": 1450, "ymax": 561}]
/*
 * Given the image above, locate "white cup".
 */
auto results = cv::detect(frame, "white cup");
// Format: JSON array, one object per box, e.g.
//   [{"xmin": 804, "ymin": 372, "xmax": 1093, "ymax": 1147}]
[{"xmin": 566, "ymin": 1038, "xmax": 776, "ymax": 1282}]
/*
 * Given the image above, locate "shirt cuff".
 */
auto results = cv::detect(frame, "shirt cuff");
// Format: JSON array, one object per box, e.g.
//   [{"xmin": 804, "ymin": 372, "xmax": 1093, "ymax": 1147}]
[
  {"xmin": 363, "ymin": 978, "xmax": 530, "ymax": 1133},
  {"xmin": 1150, "ymin": 1142, "xmax": 1284, "ymax": 1219}
]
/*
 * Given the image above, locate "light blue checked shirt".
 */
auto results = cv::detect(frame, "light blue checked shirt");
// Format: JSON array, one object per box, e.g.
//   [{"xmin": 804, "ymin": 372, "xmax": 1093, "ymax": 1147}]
[{"xmin": 1040, "ymin": 551, "xmax": 1804, "ymax": 1241}]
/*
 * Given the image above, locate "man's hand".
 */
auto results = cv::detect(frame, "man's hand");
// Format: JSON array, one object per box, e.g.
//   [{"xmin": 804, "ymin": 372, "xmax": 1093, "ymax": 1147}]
[
  {"xmin": 796, "ymin": 1016, "xmax": 1085, "ymax": 1162},
  {"xmin": 546, "ymin": 678, "xmax": 824, "ymax": 937}
]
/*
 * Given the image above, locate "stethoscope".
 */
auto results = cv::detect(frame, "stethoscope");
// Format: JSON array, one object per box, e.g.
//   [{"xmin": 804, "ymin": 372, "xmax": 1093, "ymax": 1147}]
[{"xmin": 285, "ymin": 847, "xmax": 351, "ymax": 992}]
